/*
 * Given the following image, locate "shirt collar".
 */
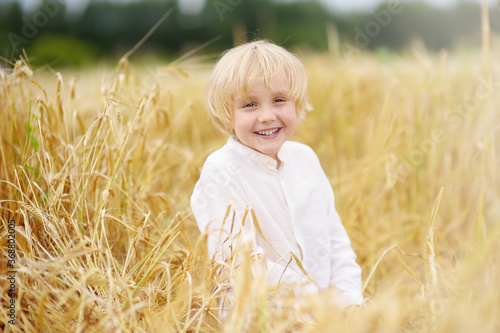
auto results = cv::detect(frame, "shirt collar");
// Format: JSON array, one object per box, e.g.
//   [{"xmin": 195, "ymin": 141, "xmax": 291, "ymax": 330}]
[{"xmin": 227, "ymin": 136, "xmax": 286, "ymax": 171}]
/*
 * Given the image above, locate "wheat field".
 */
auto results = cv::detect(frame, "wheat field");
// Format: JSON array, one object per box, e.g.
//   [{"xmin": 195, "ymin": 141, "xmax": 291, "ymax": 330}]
[{"xmin": 0, "ymin": 34, "xmax": 499, "ymax": 332}]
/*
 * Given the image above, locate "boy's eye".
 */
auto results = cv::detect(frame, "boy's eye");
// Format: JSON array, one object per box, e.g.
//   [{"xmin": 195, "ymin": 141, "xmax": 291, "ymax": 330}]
[
  {"xmin": 243, "ymin": 102, "xmax": 256, "ymax": 108},
  {"xmin": 274, "ymin": 98, "xmax": 286, "ymax": 103}
]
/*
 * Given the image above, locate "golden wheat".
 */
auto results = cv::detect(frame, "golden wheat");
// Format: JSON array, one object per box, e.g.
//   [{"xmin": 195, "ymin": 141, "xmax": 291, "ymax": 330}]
[{"xmin": 0, "ymin": 38, "xmax": 499, "ymax": 332}]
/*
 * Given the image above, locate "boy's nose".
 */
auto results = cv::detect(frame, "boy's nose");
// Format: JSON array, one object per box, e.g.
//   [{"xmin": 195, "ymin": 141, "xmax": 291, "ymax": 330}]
[{"xmin": 258, "ymin": 105, "xmax": 276, "ymax": 122}]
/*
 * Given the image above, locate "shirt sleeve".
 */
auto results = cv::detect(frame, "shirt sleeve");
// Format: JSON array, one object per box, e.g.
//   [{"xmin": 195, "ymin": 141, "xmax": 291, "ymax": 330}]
[
  {"xmin": 190, "ymin": 157, "xmax": 249, "ymax": 262},
  {"xmin": 316, "ymin": 156, "xmax": 364, "ymax": 308},
  {"xmin": 191, "ymin": 157, "xmax": 317, "ymax": 294}
]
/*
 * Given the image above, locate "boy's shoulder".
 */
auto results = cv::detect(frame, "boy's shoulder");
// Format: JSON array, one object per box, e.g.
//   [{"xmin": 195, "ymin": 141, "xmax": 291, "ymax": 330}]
[
  {"xmin": 202, "ymin": 139, "xmax": 242, "ymax": 170},
  {"xmin": 282, "ymin": 140, "xmax": 319, "ymax": 160},
  {"xmin": 283, "ymin": 140, "xmax": 315, "ymax": 154},
  {"xmin": 281, "ymin": 140, "xmax": 325, "ymax": 172}
]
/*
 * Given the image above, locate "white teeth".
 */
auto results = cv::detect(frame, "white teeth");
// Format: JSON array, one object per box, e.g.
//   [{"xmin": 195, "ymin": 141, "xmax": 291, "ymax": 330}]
[{"xmin": 256, "ymin": 129, "xmax": 279, "ymax": 136}]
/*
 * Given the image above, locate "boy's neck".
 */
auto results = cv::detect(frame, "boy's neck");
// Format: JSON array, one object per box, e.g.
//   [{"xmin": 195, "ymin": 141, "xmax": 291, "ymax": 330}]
[{"xmin": 232, "ymin": 136, "xmax": 283, "ymax": 170}]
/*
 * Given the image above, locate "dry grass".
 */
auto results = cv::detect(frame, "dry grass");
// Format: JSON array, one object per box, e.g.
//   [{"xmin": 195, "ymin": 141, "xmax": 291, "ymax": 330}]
[{"xmin": 1, "ymin": 38, "xmax": 499, "ymax": 332}]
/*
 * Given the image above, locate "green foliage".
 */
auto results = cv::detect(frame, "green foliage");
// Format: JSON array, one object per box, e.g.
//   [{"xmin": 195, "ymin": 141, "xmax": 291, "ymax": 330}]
[
  {"xmin": 28, "ymin": 33, "xmax": 100, "ymax": 67},
  {"xmin": 1, "ymin": 0, "xmax": 499, "ymax": 67}
]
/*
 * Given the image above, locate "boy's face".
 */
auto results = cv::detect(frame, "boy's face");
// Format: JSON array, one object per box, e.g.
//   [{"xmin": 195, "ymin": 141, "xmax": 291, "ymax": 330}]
[{"xmin": 232, "ymin": 75, "xmax": 296, "ymax": 162}]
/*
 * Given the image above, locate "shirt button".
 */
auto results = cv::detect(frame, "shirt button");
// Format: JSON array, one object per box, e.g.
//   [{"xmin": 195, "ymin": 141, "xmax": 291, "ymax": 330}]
[{"xmin": 267, "ymin": 160, "xmax": 273, "ymax": 166}]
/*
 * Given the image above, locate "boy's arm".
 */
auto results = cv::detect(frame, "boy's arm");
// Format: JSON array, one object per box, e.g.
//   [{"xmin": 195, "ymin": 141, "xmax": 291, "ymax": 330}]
[
  {"xmin": 326, "ymin": 200, "xmax": 364, "ymax": 308},
  {"xmin": 317, "ymin": 166, "xmax": 364, "ymax": 308},
  {"xmin": 190, "ymin": 161, "xmax": 249, "ymax": 262}
]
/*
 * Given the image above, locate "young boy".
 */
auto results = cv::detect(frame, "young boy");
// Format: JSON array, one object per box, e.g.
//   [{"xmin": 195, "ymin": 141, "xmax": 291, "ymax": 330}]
[{"xmin": 191, "ymin": 40, "xmax": 363, "ymax": 310}]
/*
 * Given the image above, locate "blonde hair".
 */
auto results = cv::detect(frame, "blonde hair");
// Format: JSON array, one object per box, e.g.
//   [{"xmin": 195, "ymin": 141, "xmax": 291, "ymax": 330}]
[{"xmin": 206, "ymin": 40, "xmax": 313, "ymax": 135}]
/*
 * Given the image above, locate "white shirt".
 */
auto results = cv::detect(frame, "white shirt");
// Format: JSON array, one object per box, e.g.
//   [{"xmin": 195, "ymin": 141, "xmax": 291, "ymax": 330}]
[{"xmin": 191, "ymin": 136, "xmax": 363, "ymax": 308}]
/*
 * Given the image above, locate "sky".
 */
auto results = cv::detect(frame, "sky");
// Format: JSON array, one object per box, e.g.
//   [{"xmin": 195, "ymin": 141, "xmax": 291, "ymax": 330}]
[
  {"xmin": 182, "ymin": 0, "xmax": 495, "ymax": 15},
  {"xmin": 0, "ymin": 0, "xmax": 493, "ymax": 16},
  {"xmin": 319, "ymin": 0, "xmax": 471, "ymax": 12}
]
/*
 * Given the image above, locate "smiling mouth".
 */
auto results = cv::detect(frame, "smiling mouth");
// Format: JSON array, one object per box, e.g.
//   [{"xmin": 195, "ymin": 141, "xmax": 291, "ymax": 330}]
[{"xmin": 255, "ymin": 128, "xmax": 281, "ymax": 136}]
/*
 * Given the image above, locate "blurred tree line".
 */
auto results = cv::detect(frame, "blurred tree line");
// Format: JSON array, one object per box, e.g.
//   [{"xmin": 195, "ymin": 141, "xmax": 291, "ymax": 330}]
[{"xmin": 0, "ymin": 0, "xmax": 499, "ymax": 67}]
